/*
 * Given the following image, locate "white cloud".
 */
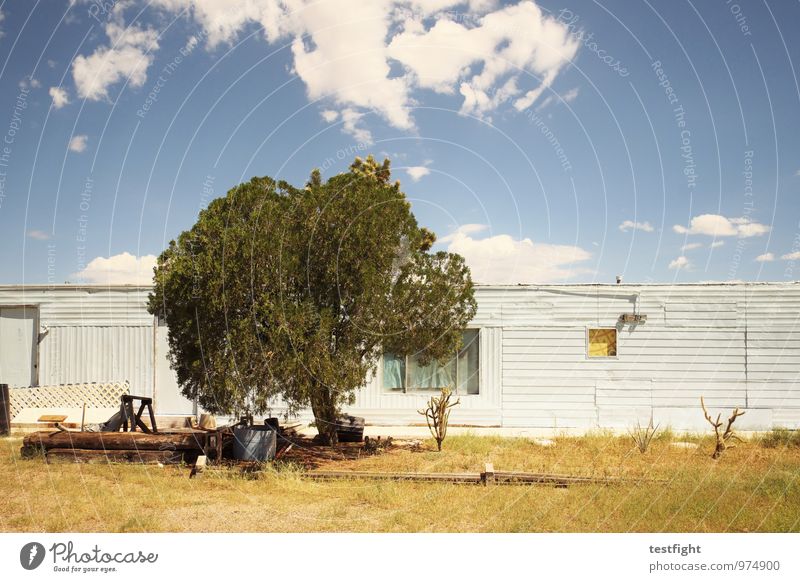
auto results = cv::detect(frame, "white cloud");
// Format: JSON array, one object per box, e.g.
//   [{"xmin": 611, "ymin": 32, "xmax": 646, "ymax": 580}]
[
  {"xmin": 49, "ymin": 86, "xmax": 70, "ymax": 109},
  {"xmin": 27, "ymin": 230, "xmax": 50, "ymax": 240},
  {"xmin": 405, "ymin": 166, "xmax": 431, "ymax": 181},
  {"xmin": 339, "ymin": 108, "xmax": 373, "ymax": 144},
  {"xmin": 755, "ymin": 253, "xmax": 775, "ymax": 262},
  {"xmin": 150, "ymin": 0, "xmax": 289, "ymax": 47},
  {"xmin": 710, "ymin": 240, "xmax": 724, "ymax": 248},
  {"xmin": 69, "ymin": 135, "xmax": 88, "ymax": 152},
  {"xmin": 143, "ymin": 1, "xmax": 577, "ymax": 138},
  {"xmin": 618, "ymin": 220, "xmax": 653, "ymax": 233},
  {"xmin": 320, "ymin": 109, "xmax": 339, "ymax": 123},
  {"xmin": 72, "ymin": 252, "xmax": 157, "ymax": 284},
  {"xmin": 673, "ymin": 214, "xmax": 770, "ymax": 238},
  {"xmin": 681, "ymin": 242, "xmax": 702, "ymax": 251},
  {"xmin": 290, "ymin": 1, "xmax": 413, "ymax": 137},
  {"xmin": 439, "ymin": 223, "xmax": 489, "ymax": 242},
  {"xmin": 561, "ymin": 86, "xmax": 579, "ymax": 103},
  {"xmin": 442, "ymin": 223, "xmax": 592, "ymax": 283},
  {"xmin": 0, "ymin": 9, "xmax": 5, "ymax": 39},
  {"xmin": 72, "ymin": 20, "xmax": 160, "ymax": 100},
  {"xmin": 535, "ymin": 86, "xmax": 579, "ymax": 111},
  {"xmin": 668, "ymin": 256, "xmax": 690, "ymax": 270},
  {"xmin": 782, "ymin": 251, "xmax": 800, "ymax": 261},
  {"xmin": 389, "ymin": 1, "xmax": 579, "ymax": 117},
  {"xmin": 19, "ymin": 76, "xmax": 41, "ymax": 90}
]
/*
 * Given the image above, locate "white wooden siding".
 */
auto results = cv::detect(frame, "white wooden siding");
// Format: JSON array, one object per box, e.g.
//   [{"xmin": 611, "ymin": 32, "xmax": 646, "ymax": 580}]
[
  {"xmin": 38, "ymin": 325, "xmax": 154, "ymax": 397},
  {"xmin": 486, "ymin": 284, "xmax": 800, "ymax": 430},
  {"xmin": 0, "ymin": 286, "xmax": 159, "ymax": 399},
  {"xmin": 1, "ymin": 283, "xmax": 799, "ymax": 431}
]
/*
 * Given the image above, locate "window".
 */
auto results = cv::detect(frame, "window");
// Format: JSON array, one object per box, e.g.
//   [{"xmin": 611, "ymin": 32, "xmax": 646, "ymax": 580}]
[
  {"xmin": 587, "ymin": 328, "xmax": 617, "ymax": 358},
  {"xmin": 382, "ymin": 329, "xmax": 480, "ymax": 394}
]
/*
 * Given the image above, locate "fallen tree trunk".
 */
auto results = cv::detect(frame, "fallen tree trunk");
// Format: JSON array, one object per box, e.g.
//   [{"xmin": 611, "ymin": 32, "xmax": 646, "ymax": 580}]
[
  {"xmin": 45, "ymin": 448, "xmax": 185, "ymax": 464},
  {"xmin": 23, "ymin": 430, "xmax": 206, "ymax": 452}
]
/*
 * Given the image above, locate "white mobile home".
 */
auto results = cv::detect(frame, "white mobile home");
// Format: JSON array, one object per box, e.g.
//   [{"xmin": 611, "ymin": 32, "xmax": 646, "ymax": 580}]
[
  {"xmin": 1, "ymin": 283, "xmax": 799, "ymax": 432},
  {"xmin": 0, "ymin": 285, "xmax": 193, "ymax": 416}
]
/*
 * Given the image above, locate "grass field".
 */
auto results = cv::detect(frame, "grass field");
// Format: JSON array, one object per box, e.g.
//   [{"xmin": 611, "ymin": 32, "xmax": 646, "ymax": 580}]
[{"xmin": 1, "ymin": 431, "xmax": 799, "ymax": 532}]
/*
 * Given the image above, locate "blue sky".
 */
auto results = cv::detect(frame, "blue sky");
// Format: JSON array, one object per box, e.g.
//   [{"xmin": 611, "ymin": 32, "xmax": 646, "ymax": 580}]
[{"xmin": 0, "ymin": 0, "xmax": 798, "ymax": 285}]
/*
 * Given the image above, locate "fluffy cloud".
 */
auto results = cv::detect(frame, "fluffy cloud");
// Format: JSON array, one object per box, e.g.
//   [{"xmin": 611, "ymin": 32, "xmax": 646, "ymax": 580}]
[
  {"xmin": 320, "ymin": 110, "xmax": 339, "ymax": 123},
  {"xmin": 69, "ymin": 135, "xmax": 88, "ymax": 152},
  {"xmin": 339, "ymin": 108, "xmax": 373, "ymax": 144},
  {"xmin": 141, "ymin": 1, "xmax": 576, "ymax": 139},
  {"xmin": 27, "ymin": 230, "xmax": 50, "ymax": 240},
  {"xmin": 755, "ymin": 253, "xmax": 775, "ymax": 262},
  {"xmin": 668, "ymin": 256, "xmax": 690, "ymax": 270},
  {"xmin": 441, "ymin": 223, "xmax": 592, "ymax": 284},
  {"xmin": 389, "ymin": 1, "xmax": 578, "ymax": 116},
  {"xmin": 150, "ymin": 0, "xmax": 289, "ymax": 47},
  {"xmin": 49, "ymin": 86, "xmax": 70, "ymax": 109},
  {"xmin": 673, "ymin": 214, "xmax": 770, "ymax": 238},
  {"xmin": 710, "ymin": 240, "xmax": 725, "ymax": 248},
  {"xmin": 618, "ymin": 220, "xmax": 653, "ymax": 233},
  {"xmin": 405, "ymin": 166, "xmax": 431, "ymax": 181},
  {"xmin": 782, "ymin": 251, "xmax": 800, "ymax": 261},
  {"xmin": 681, "ymin": 242, "xmax": 702, "ymax": 251},
  {"xmin": 0, "ymin": 9, "xmax": 4, "ymax": 39},
  {"xmin": 72, "ymin": 252, "xmax": 157, "ymax": 284},
  {"xmin": 72, "ymin": 20, "xmax": 159, "ymax": 100}
]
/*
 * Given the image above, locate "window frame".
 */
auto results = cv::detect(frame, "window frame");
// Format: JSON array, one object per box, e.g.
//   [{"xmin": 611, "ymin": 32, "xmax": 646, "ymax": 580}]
[
  {"xmin": 585, "ymin": 326, "xmax": 619, "ymax": 360},
  {"xmin": 382, "ymin": 329, "xmax": 480, "ymax": 395}
]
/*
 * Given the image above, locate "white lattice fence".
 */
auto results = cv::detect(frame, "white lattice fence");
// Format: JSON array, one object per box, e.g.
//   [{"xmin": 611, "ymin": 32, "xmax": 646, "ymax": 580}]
[{"xmin": 8, "ymin": 381, "xmax": 130, "ymax": 419}]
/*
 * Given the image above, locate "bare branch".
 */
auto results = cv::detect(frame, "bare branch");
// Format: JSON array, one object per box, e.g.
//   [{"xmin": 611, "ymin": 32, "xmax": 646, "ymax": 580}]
[{"xmin": 700, "ymin": 397, "xmax": 746, "ymax": 459}]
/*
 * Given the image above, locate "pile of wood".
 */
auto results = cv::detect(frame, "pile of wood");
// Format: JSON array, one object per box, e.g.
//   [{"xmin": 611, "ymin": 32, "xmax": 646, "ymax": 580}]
[
  {"xmin": 22, "ymin": 430, "xmax": 207, "ymax": 464},
  {"xmin": 275, "ymin": 423, "xmax": 300, "ymax": 459},
  {"xmin": 362, "ymin": 435, "xmax": 393, "ymax": 454}
]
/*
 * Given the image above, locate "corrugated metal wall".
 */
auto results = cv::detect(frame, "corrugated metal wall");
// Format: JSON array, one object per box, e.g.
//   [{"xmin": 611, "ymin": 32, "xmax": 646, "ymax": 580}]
[
  {"xmin": 486, "ymin": 284, "xmax": 800, "ymax": 430},
  {"xmin": 2, "ymin": 283, "xmax": 799, "ymax": 430},
  {"xmin": 0, "ymin": 286, "xmax": 156, "ymax": 398},
  {"xmin": 38, "ymin": 325, "xmax": 153, "ymax": 397}
]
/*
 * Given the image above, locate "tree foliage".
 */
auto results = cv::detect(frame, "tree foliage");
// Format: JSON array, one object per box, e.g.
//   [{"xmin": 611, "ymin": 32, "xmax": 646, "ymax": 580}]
[{"xmin": 148, "ymin": 156, "xmax": 477, "ymax": 444}]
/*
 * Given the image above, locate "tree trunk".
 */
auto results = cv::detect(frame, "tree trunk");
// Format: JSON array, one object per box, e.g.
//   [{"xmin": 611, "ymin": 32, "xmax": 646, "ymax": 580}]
[
  {"xmin": 23, "ymin": 431, "xmax": 205, "ymax": 451},
  {"xmin": 310, "ymin": 388, "xmax": 339, "ymax": 447}
]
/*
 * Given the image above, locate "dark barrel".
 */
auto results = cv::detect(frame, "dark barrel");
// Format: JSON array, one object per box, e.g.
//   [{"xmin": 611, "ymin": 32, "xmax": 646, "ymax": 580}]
[{"xmin": 233, "ymin": 426, "xmax": 276, "ymax": 461}]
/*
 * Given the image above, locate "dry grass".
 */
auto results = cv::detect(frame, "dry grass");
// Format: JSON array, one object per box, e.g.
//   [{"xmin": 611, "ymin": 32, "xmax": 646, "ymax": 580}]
[{"xmin": 1, "ymin": 431, "xmax": 799, "ymax": 533}]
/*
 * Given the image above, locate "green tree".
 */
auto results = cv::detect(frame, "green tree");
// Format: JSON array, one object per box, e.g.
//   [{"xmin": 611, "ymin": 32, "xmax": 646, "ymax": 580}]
[{"xmin": 148, "ymin": 156, "xmax": 476, "ymax": 444}]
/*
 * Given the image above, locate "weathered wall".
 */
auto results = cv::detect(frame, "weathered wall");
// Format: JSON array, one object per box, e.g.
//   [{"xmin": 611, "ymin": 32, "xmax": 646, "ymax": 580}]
[
  {"xmin": 0, "ymin": 286, "xmax": 157, "ymax": 398},
  {"xmin": 479, "ymin": 284, "xmax": 800, "ymax": 430},
  {"xmin": 2, "ymin": 283, "xmax": 799, "ymax": 430}
]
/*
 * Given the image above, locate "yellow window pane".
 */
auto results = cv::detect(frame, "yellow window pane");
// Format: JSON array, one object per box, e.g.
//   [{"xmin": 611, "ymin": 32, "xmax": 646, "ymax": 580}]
[{"xmin": 588, "ymin": 328, "xmax": 617, "ymax": 357}]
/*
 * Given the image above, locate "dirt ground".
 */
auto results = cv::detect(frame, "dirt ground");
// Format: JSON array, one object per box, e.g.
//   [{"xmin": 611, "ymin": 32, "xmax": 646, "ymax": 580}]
[{"xmin": 2, "ymin": 431, "xmax": 799, "ymax": 532}]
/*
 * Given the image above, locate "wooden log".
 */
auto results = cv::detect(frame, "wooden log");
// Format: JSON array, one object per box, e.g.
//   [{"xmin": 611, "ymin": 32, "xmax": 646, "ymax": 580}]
[
  {"xmin": 23, "ymin": 430, "xmax": 206, "ymax": 452},
  {"xmin": 493, "ymin": 471, "xmax": 625, "ymax": 484},
  {"xmin": 189, "ymin": 455, "xmax": 207, "ymax": 478},
  {"xmin": 306, "ymin": 470, "xmax": 483, "ymax": 484},
  {"xmin": 45, "ymin": 448, "xmax": 184, "ymax": 464},
  {"xmin": 304, "ymin": 469, "xmax": 660, "ymax": 486},
  {"xmin": 483, "ymin": 462, "xmax": 495, "ymax": 486},
  {"xmin": 0, "ymin": 384, "xmax": 9, "ymax": 436}
]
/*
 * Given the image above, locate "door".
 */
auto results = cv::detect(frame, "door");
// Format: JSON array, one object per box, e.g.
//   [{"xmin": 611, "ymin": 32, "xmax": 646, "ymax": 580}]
[{"xmin": 0, "ymin": 306, "xmax": 37, "ymax": 387}]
